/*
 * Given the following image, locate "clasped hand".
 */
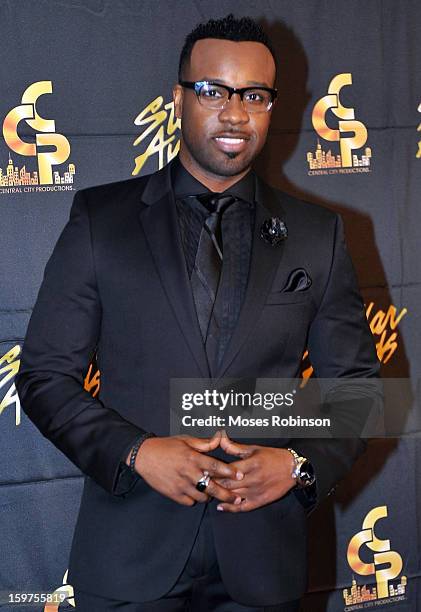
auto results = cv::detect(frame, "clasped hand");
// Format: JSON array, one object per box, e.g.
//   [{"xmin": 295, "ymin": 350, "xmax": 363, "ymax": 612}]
[{"xmin": 131, "ymin": 430, "xmax": 296, "ymax": 513}]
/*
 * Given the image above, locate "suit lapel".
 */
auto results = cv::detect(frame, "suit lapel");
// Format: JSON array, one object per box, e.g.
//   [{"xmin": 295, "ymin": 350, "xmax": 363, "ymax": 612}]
[
  {"xmin": 216, "ymin": 176, "xmax": 287, "ymax": 379},
  {"xmin": 138, "ymin": 161, "xmax": 210, "ymax": 378}
]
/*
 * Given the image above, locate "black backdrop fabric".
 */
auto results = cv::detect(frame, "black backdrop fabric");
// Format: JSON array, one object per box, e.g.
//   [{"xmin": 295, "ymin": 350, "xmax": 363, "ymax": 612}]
[{"xmin": 1, "ymin": 1, "xmax": 420, "ymax": 611}]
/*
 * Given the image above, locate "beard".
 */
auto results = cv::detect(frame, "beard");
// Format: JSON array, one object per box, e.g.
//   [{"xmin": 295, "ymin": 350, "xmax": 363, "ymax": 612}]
[{"xmin": 181, "ymin": 126, "xmax": 258, "ymax": 177}]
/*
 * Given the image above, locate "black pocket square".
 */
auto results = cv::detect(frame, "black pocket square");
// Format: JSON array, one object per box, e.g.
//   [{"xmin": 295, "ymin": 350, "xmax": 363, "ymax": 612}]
[{"xmin": 282, "ymin": 268, "xmax": 312, "ymax": 292}]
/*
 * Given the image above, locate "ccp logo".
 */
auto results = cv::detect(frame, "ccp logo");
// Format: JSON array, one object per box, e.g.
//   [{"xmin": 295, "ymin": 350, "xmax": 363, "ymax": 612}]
[
  {"xmin": 3, "ymin": 81, "xmax": 70, "ymax": 184},
  {"xmin": 347, "ymin": 506, "xmax": 403, "ymax": 599},
  {"xmin": 312, "ymin": 73, "xmax": 367, "ymax": 167}
]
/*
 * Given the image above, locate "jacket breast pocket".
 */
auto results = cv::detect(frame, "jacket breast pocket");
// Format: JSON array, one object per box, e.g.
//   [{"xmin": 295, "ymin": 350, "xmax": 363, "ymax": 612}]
[{"xmin": 265, "ymin": 291, "xmax": 311, "ymax": 306}]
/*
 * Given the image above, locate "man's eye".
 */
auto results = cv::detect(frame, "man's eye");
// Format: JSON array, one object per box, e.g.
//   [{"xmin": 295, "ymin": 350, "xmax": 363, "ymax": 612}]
[
  {"xmin": 245, "ymin": 91, "xmax": 265, "ymax": 104},
  {"xmin": 202, "ymin": 87, "xmax": 223, "ymax": 98}
]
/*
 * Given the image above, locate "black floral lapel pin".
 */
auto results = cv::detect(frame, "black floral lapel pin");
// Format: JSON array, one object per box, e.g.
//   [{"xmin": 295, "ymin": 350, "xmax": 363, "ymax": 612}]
[{"xmin": 260, "ymin": 217, "xmax": 288, "ymax": 245}]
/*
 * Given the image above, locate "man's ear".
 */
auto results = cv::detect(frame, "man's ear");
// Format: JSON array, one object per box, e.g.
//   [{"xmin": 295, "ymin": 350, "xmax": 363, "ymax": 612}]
[{"xmin": 173, "ymin": 84, "xmax": 183, "ymax": 120}]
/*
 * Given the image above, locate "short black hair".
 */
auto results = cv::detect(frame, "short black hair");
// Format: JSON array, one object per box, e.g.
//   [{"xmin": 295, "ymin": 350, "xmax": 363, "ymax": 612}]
[{"xmin": 178, "ymin": 13, "xmax": 276, "ymax": 81}]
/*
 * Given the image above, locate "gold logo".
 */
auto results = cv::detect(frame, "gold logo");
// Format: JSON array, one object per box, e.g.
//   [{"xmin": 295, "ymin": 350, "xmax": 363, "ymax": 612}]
[
  {"xmin": 307, "ymin": 73, "xmax": 371, "ymax": 175},
  {"xmin": 343, "ymin": 506, "xmax": 406, "ymax": 608},
  {"xmin": 301, "ymin": 302, "xmax": 406, "ymax": 383},
  {"xmin": 1, "ymin": 81, "xmax": 75, "ymax": 193},
  {"xmin": 417, "ymin": 102, "xmax": 421, "ymax": 159},
  {"xmin": 84, "ymin": 361, "xmax": 100, "ymax": 397},
  {"xmin": 1, "ymin": 344, "xmax": 99, "ymax": 427},
  {"xmin": 132, "ymin": 96, "xmax": 180, "ymax": 175},
  {"xmin": 366, "ymin": 302, "xmax": 407, "ymax": 364},
  {"xmin": 0, "ymin": 345, "xmax": 21, "ymax": 426},
  {"xmin": 44, "ymin": 569, "xmax": 75, "ymax": 611}
]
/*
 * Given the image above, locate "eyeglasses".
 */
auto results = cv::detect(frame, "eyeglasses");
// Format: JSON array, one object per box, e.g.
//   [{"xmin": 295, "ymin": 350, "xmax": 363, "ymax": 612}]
[{"xmin": 179, "ymin": 80, "xmax": 277, "ymax": 113}]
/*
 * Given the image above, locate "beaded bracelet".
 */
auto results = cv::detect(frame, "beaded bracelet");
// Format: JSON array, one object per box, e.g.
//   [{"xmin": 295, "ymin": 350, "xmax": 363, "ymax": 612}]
[{"xmin": 129, "ymin": 432, "xmax": 156, "ymax": 475}]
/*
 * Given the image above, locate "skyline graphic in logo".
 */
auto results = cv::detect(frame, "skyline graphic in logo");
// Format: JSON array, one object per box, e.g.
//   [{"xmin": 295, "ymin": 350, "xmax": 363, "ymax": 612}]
[
  {"xmin": 307, "ymin": 73, "xmax": 371, "ymax": 175},
  {"xmin": 343, "ymin": 506, "xmax": 407, "ymax": 609},
  {"xmin": 1, "ymin": 81, "xmax": 75, "ymax": 193}
]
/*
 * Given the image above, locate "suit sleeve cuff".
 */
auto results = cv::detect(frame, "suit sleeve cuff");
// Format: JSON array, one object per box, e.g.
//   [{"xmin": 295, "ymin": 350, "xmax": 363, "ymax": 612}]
[
  {"xmin": 112, "ymin": 434, "xmax": 146, "ymax": 497},
  {"xmin": 293, "ymin": 481, "xmax": 318, "ymax": 515}
]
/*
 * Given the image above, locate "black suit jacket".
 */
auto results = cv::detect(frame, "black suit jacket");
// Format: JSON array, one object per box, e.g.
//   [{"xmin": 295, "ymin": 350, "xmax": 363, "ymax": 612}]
[{"xmin": 16, "ymin": 159, "xmax": 380, "ymax": 606}]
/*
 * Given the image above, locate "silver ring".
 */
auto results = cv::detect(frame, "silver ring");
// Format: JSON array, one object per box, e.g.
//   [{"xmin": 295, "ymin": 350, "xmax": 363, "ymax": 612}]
[{"xmin": 196, "ymin": 471, "xmax": 211, "ymax": 492}]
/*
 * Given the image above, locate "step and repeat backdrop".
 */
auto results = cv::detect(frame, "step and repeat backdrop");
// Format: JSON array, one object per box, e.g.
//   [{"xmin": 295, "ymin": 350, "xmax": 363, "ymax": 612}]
[{"xmin": 1, "ymin": 1, "xmax": 420, "ymax": 611}]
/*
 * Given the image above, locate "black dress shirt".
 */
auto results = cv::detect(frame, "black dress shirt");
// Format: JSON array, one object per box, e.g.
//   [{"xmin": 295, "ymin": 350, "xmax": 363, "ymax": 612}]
[{"xmin": 171, "ymin": 156, "xmax": 255, "ymax": 370}]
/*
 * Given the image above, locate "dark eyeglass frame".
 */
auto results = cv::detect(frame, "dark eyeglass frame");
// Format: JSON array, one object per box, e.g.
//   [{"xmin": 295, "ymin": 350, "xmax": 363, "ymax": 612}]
[{"xmin": 179, "ymin": 80, "xmax": 277, "ymax": 112}]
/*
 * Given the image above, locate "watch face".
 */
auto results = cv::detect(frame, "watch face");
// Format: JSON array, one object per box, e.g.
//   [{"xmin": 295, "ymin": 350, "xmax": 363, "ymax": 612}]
[{"xmin": 299, "ymin": 459, "xmax": 315, "ymax": 487}]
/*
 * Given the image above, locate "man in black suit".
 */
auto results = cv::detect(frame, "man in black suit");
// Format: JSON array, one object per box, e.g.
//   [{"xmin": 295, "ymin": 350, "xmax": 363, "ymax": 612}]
[{"xmin": 16, "ymin": 13, "xmax": 380, "ymax": 612}]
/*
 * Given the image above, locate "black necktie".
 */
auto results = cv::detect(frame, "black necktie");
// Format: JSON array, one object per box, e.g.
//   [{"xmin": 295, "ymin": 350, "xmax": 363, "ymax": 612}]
[{"xmin": 189, "ymin": 194, "xmax": 236, "ymax": 368}]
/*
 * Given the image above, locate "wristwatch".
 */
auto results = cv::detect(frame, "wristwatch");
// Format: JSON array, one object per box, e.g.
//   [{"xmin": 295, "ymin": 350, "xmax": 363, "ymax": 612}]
[{"xmin": 286, "ymin": 447, "xmax": 316, "ymax": 488}]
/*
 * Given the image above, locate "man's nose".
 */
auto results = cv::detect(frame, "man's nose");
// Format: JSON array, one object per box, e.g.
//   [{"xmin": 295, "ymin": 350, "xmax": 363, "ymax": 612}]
[{"xmin": 218, "ymin": 93, "xmax": 250, "ymax": 124}]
